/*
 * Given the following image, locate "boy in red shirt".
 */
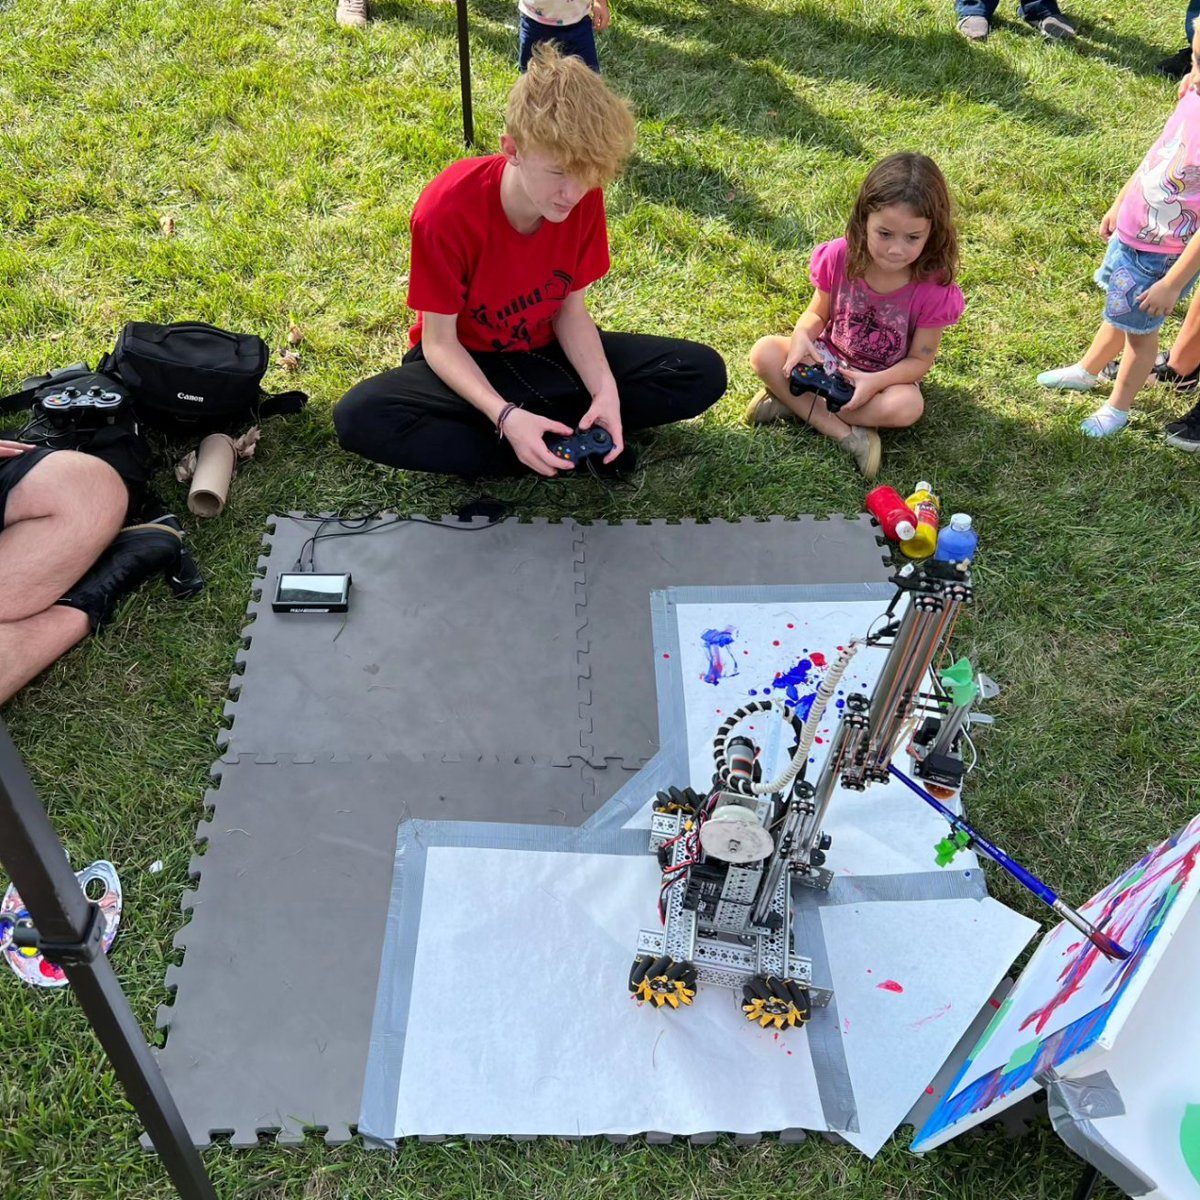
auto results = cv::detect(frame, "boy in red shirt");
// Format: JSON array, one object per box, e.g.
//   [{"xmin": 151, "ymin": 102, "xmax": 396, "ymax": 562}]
[{"xmin": 334, "ymin": 45, "xmax": 726, "ymax": 478}]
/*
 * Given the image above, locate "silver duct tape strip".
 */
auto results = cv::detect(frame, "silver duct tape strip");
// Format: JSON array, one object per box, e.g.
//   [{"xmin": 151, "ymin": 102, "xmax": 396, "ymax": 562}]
[
  {"xmin": 359, "ymin": 818, "xmax": 652, "ymax": 1143},
  {"xmin": 1040, "ymin": 1069, "xmax": 1157, "ymax": 1198},
  {"xmin": 828, "ymin": 870, "xmax": 988, "ymax": 905},
  {"xmin": 792, "ymin": 899, "xmax": 859, "ymax": 1133}
]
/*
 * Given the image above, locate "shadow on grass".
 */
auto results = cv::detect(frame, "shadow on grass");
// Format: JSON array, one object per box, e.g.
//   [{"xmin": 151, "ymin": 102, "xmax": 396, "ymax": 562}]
[{"xmin": 611, "ymin": 0, "xmax": 1090, "ymax": 137}]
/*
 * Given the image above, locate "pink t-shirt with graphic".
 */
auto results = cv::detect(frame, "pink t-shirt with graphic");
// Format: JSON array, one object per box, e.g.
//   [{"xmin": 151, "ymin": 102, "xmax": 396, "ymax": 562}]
[
  {"xmin": 1117, "ymin": 87, "xmax": 1200, "ymax": 256},
  {"xmin": 809, "ymin": 238, "xmax": 965, "ymax": 374}
]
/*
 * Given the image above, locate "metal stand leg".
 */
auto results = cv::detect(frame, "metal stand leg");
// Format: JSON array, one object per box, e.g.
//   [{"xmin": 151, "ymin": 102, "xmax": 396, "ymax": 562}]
[
  {"xmin": 455, "ymin": 0, "xmax": 474, "ymax": 146},
  {"xmin": 1072, "ymin": 1164, "xmax": 1101, "ymax": 1200},
  {"xmin": 0, "ymin": 721, "xmax": 218, "ymax": 1200}
]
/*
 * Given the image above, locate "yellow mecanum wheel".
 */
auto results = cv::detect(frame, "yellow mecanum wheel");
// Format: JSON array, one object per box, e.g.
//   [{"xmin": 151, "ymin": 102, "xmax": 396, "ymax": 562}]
[
  {"xmin": 741, "ymin": 975, "xmax": 811, "ymax": 1030},
  {"xmin": 628, "ymin": 954, "xmax": 698, "ymax": 1009},
  {"xmin": 652, "ymin": 786, "xmax": 701, "ymax": 816}
]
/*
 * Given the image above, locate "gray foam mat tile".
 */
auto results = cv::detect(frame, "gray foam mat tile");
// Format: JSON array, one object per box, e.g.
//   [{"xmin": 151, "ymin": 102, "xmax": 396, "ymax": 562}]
[
  {"xmin": 221, "ymin": 516, "xmax": 586, "ymax": 762},
  {"xmin": 156, "ymin": 756, "xmax": 598, "ymax": 1148},
  {"xmin": 576, "ymin": 517, "xmax": 891, "ymax": 764}
]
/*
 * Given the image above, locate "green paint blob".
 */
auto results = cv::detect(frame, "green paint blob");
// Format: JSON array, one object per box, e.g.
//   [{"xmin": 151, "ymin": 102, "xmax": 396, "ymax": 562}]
[
  {"xmin": 1179, "ymin": 1103, "xmax": 1200, "ymax": 1184},
  {"xmin": 1004, "ymin": 1038, "xmax": 1041, "ymax": 1072}
]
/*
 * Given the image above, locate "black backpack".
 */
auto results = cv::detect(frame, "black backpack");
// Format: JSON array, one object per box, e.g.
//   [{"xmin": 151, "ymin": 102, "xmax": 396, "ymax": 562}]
[{"xmin": 100, "ymin": 321, "xmax": 307, "ymax": 434}]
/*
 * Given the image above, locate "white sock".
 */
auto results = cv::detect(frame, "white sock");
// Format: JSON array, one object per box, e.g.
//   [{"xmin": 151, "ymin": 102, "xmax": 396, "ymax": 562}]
[
  {"xmin": 1081, "ymin": 403, "xmax": 1130, "ymax": 438},
  {"xmin": 1037, "ymin": 362, "xmax": 1101, "ymax": 390}
]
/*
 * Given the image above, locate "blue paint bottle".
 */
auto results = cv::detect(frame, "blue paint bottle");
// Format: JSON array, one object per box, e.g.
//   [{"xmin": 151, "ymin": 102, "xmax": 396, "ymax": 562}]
[{"xmin": 934, "ymin": 513, "xmax": 978, "ymax": 564}]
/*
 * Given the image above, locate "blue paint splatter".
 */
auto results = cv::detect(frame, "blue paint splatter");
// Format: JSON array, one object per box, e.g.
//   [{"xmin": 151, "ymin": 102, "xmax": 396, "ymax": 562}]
[
  {"xmin": 757, "ymin": 656, "xmax": 821, "ymax": 719},
  {"xmin": 701, "ymin": 627, "xmax": 739, "ymax": 685}
]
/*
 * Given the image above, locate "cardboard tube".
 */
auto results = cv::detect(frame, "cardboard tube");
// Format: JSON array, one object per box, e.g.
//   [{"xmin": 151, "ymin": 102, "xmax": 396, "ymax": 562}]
[{"xmin": 188, "ymin": 433, "xmax": 237, "ymax": 518}]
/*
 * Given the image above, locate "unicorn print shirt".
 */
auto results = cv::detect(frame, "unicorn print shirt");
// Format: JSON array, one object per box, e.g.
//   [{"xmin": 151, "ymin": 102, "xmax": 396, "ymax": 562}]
[
  {"xmin": 809, "ymin": 238, "xmax": 965, "ymax": 374},
  {"xmin": 1117, "ymin": 87, "xmax": 1200, "ymax": 256}
]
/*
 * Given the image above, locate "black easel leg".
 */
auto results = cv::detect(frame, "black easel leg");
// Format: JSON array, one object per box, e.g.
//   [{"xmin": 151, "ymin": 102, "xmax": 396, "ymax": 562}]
[
  {"xmin": 0, "ymin": 721, "xmax": 218, "ymax": 1200},
  {"xmin": 1073, "ymin": 1164, "xmax": 1100, "ymax": 1200},
  {"xmin": 456, "ymin": 0, "xmax": 474, "ymax": 145}
]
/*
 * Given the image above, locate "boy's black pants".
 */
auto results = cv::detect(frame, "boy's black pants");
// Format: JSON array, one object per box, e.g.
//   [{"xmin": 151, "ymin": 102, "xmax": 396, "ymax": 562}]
[{"xmin": 333, "ymin": 332, "xmax": 727, "ymax": 477}]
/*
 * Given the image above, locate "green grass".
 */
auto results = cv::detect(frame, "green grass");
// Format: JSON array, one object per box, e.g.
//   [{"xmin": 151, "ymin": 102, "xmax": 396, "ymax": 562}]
[{"xmin": 1, "ymin": 0, "xmax": 1197, "ymax": 1195}]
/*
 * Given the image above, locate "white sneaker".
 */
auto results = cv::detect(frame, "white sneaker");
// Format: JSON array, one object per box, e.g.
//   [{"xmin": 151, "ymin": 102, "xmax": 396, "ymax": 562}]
[
  {"xmin": 1036, "ymin": 363, "xmax": 1100, "ymax": 391},
  {"xmin": 336, "ymin": 0, "xmax": 369, "ymax": 27}
]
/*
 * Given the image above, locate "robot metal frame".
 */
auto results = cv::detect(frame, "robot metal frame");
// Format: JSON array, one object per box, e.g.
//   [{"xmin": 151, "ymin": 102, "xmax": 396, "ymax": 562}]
[{"xmin": 629, "ymin": 556, "xmax": 987, "ymax": 1030}]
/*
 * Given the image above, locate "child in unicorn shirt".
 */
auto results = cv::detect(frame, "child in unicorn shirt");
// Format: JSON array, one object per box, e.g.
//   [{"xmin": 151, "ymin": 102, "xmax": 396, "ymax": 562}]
[{"xmin": 1039, "ymin": 37, "xmax": 1200, "ymax": 440}]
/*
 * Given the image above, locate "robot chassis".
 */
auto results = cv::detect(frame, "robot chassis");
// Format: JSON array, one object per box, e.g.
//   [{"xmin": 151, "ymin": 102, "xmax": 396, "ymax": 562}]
[{"xmin": 629, "ymin": 557, "xmax": 987, "ymax": 1031}]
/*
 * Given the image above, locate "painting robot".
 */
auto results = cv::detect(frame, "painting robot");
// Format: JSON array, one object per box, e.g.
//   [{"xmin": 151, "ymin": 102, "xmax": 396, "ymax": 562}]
[{"xmin": 628, "ymin": 556, "xmax": 1128, "ymax": 1032}]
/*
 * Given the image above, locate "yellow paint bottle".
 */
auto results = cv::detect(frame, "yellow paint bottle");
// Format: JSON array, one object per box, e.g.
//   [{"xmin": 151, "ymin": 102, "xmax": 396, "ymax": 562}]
[{"xmin": 899, "ymin": 481, "xmax": 940, "ymax": 559}]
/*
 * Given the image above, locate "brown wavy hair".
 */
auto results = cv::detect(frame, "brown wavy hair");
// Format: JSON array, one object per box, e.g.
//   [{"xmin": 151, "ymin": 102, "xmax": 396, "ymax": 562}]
[
  {"xmin": 845, "ymin": 153, "xmax": 959, "ymax": 285},
  {"xmin": 506, "ymin": 43, "xmax": 636, "ymax": 192}
]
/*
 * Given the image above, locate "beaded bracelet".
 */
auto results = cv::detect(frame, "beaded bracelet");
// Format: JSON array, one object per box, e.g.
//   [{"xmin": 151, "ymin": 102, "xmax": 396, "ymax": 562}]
[{"xmin": 495, "ymin": 402, "xmax": 519, "ymax": 440}]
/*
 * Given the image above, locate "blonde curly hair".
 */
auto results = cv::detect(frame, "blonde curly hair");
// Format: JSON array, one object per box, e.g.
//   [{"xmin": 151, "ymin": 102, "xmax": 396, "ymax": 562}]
[{"xmin": 505, "ymin": 43, "xmax": 636, "ymax": 191}]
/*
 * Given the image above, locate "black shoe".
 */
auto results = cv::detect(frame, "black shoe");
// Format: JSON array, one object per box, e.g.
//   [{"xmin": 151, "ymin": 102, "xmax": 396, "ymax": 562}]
[
  {"xmin": 1156, "ymin": 363, "xmax": 1200, "ymax": 391},
  {"xmin": 57, "ymin": 523, "xmax": 183, "ymax": 632},
  {"xmin": 140, "ymin": 510, "xmax": 205, "ymax": 598},
  {"xmin": 1165, "ymin": 397, "xmax": 1200, "ymax": 437},
  {"xmin": 1155, "ymin": 47, "xmax": 1194, "ymax": 77},
  {"xmin": 1100, "ymin": 358, "xmax": 1120, "ymax": 382},
  {"xmin": 1165, "ymin": 411, "xmax": 1200, "ymax": 451}
]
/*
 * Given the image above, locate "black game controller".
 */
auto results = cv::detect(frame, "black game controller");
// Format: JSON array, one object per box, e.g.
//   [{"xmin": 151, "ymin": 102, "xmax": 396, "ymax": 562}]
[
  {"xmin": 545, "ymin": 426, "xmax": 614, "ymax": 464},
  {"xmin": 788, "ymin": 364, "xmax": 855, "ymax": 414}
]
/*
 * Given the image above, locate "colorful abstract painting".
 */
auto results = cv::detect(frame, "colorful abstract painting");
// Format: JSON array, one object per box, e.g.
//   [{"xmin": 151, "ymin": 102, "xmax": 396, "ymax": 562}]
[{"xmin": 913, "ymin": 813, "xmax": 1200, "ymax": 1151}]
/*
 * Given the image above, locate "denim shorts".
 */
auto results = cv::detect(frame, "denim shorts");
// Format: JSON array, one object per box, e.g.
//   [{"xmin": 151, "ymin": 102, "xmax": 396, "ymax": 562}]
[{"xmin": 1094, "ymin": 235, "xmax": 1199, "ymax": 335}]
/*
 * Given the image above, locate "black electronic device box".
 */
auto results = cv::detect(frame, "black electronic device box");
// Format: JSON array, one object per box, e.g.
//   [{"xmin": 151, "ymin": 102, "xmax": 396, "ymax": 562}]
[{"xmin": 272, "ymin": 572, "xmax": 352, "ymax": 614}]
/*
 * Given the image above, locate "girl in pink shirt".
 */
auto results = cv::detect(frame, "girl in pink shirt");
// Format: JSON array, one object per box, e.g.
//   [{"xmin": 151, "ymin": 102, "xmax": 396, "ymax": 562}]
[{"xmin": 746, "ymin": 153, "xmax": 965, "ymax": 481}]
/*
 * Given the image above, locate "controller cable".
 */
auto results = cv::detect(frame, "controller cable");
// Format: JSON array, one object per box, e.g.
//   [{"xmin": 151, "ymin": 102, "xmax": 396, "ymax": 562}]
[{"xmin": 288, "ymin": 481, "xmax": 540, "ymax": 573}]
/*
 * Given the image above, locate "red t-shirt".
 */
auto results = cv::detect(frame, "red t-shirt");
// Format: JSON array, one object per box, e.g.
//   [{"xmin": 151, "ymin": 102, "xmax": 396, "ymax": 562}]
[{"xmin": 406, "ymin": 155, "xmax": 610, "ymax": 352}]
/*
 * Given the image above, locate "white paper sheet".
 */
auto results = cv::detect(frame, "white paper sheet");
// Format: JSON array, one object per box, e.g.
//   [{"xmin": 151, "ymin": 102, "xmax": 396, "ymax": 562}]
[
  {"xmin": 383, "ymin": 845, "xmax": 1034, "ymax": 1149},
  {"xmin": 822, "ymin": 898, "xmax": 1036, "ymax": 1156}
]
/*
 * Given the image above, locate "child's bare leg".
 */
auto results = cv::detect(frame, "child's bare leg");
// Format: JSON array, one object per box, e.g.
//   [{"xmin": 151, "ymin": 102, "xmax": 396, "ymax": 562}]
[
  {"xmin": 1109, "ymin": 331, "xmax": 1158, "ymax": 410},
  {"xmin": 838, "ymin": 384, "xmax": 923, "ymax": 429},
  {"xmin": 1082, "ymin": 330, "xmax": 1157, "ymax": 437},
  {"xmin": 1080, "ymin": 323, "xmax": 1126, "ymax": 374}
]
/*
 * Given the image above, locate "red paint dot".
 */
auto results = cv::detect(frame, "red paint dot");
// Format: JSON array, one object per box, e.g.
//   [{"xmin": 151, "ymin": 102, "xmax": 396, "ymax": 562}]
[
  {"xmin": 787, "ymin": 623, "xmax": 794, "ymax": 629},
  {"xmin": 786, "ymin": 1050, "xmax": 793, "ymax": 1056},
  {"xmin": 814, "ymin": 737, "xmax": 823, "ymax": 745},
  {"xmin": 877, "ymin": 980, "xmax": 904, "ymax": 993},
  {"xmin": 742, "ymin": 650, "xmax": 749, "ymax": 655},
  {"xmin": 988, "ymin": 999, "xmax": 1001, "ymax": 1009},
  {"xmin": 811, "ymin": 652, "xmax": 827, "ymax": 667},
  {"xmin": 773, "ymin": 640, "xmax": 780, "ymax": 647},
  {"xmin": 662, "ymin": 653, "xmax": 670, "ymax": 659},
  {"xmin": 925, "ymin": 1087, "xmax": 934, "ymax": 1095},
  {"xmin": 867, "ymin": 969, "xmax": 873, "ymax": 974}
]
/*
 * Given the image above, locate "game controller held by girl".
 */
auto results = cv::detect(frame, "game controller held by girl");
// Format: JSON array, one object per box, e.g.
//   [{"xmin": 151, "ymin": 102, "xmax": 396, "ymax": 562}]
[{"xmin": 788, "ymin": 363, "xmax": 856, "ymax": 413}]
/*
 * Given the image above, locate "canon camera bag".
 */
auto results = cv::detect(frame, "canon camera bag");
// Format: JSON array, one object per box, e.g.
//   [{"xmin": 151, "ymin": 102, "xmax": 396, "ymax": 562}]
[{"xmin": 101, "ymin": 321, "xmax": 306, "ymax": 433}]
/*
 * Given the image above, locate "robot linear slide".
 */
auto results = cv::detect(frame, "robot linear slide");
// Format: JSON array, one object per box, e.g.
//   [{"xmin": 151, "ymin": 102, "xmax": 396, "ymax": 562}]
[{"xmin": 629, "ymin": 557, "xmax": 1130, "ymax": 1032}]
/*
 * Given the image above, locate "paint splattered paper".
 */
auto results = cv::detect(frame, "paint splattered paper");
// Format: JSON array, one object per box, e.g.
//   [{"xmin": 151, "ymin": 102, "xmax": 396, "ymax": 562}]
[{"xmin": 913, "ymin": 813, "xmax": 1200, "ymax": 1152}]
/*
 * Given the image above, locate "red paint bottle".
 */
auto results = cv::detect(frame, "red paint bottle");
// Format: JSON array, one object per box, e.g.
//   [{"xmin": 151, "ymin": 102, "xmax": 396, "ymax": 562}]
[{"xmin": 865, "ymin": 485, "xmax": 917, "ymax": 543}]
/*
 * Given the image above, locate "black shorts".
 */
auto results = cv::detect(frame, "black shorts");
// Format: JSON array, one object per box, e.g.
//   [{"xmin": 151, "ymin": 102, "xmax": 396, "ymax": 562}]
[{"xmin": 0, "ymin": 447, "xmax": 54, "ymax": 530}]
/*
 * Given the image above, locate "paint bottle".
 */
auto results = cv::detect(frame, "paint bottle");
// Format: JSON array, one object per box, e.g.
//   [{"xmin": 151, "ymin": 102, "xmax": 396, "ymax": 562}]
[
  {"xmin": 934, "ymin": 513, "xmax": 978, "ymax": 565},
  {"xmin": 864, "ymin": 485, "xmax": 917, "ymax": 543},
  {"xmin": 899, "ymin": 481, "xmax": 940, "ymax": 560}
]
